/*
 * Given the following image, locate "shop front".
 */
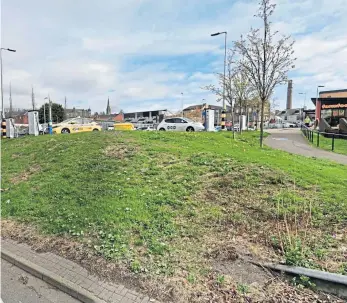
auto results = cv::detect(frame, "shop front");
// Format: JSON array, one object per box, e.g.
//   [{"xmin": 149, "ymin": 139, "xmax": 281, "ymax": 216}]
[
  {"xmin": 312, "ymin": 98, "xmax": 347, "ymax": 133},
  {"xmin": 311, "ymin": 89, "xmax": 347, "ymax": 130}
]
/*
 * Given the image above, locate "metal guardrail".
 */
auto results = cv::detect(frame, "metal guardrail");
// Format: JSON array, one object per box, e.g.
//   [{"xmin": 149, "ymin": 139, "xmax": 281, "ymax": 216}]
[{"xmin": 301, "ymin": 125, "xmax": 347, "ymax": 151}]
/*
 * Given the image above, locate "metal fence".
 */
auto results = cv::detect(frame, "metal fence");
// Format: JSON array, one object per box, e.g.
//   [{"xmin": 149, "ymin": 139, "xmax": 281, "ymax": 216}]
[{"xmin": 301, "ymin": 125, "xmax": 347, "ymax": 152}]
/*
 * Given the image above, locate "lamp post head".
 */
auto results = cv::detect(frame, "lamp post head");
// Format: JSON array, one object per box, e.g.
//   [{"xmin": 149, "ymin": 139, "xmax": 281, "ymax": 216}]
[
  {"xmin": 211, "ymin": 31, "xmax": 227, "ymax": 37},
  {"xmin": 318, "ymin": 85, "xmax": 325, "ymax": 88},
  {"xmin": 7, "ymin": 49, "xmax": 16, "ymax": 52}
]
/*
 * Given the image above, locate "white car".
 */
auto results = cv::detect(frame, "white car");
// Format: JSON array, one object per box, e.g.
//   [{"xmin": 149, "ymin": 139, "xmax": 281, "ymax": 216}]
[{"xmin": 157, "ymin": 117, "xmax": 205, "ymax": 132}]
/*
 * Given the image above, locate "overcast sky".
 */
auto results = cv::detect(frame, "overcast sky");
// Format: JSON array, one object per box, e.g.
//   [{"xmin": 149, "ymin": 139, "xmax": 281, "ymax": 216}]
[{"xmin": 1, "ymin": 0, "xmax": 346, "ymax": 113}]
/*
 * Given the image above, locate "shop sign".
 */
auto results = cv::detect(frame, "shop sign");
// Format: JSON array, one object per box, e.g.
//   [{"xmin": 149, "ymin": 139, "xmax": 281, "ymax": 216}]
[{"xmin": 322, "ymin": 103, "xmax": 347, "ymax": 109}]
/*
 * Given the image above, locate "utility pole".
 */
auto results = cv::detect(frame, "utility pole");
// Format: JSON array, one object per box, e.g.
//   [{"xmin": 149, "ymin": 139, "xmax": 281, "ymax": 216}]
[
  {"xmin": 48, "ymin": 96, "xmax": 53, "ymax": 135},
  {"xmin": 1, "ymin": 48, "xmax": 16, "ymax": 119},
  {"xmin": 9, "ymin": 82, "xmax": 12, "ymax": 117},
  {"xmin": 64, "ymin": 96, "xmax": 67, "ymax": 120},
  {"xmin": 31, "ymin": 86, "xmax": 35, "ymax": 110}
]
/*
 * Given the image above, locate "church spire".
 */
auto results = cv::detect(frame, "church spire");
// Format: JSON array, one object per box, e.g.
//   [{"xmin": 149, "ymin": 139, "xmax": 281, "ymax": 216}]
[{"xmin": 106, "ymin": 97, "xmax": 111, "ymax": 115}]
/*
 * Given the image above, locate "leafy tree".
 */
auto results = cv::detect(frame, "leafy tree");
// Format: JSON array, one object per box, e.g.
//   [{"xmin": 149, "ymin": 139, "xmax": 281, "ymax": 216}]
[
  {"xmin": 234, "ymin": 0, "xmax": 296, "ymax": 147},
  {"xmin": 39, "ymin": 103, "xmax": 64, "ymax": 123}
]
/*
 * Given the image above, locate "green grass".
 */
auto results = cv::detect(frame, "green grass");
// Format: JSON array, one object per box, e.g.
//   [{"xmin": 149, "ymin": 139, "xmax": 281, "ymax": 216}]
[
  {"xmin": 2, "ymin": 131, "xmax": 347, "ymax": 282},
  {"xmin": 308, "ymin": 131, "xmax": 347, "ymax": 155}
]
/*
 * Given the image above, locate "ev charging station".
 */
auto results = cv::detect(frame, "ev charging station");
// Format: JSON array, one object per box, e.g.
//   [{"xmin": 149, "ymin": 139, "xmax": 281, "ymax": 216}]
[
  {"xmin": 28, "ymin": 110, "xmax": 40, "ymax": 136},
  {"xmin": 6, "ymin": 118, "xmax": 16, "ymax": 138},
  {"xmin": 205, "ymin": 109, "xmax": 215, "ymax": 131},
  {"xmin": 240, "ymin": 115, "xmax": 247, "ymax": 131}
]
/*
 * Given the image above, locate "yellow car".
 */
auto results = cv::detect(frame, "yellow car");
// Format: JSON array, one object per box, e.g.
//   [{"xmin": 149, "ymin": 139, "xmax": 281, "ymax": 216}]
[
  {"xmin": 114, "ymin": 122, "xmax": 135, "ymax": 131},
  {"xmin": 53, "ymin": 120, "xmax": 102, "ymax": 134}
]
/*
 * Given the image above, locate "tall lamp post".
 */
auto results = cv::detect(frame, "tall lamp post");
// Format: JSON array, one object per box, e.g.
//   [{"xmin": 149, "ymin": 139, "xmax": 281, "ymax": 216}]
[
  {"xmin": 48, "ymin": 96, "xmax": 53, "ymax": 135},
  {"xmin": 211, "ymin": 31, "xmax": 227, "ymax": 130},
  {"xmin": 181, "ymin": 92, "xmax": 184, "ymax": 117},
  {"xmin": 1, "ymin": 48, "xmax": 16, "ymax": 118},
  {"xmin": 299, "ymin": 92, "xmax": 306, "ymax": 121},
  {"xmin": 299, "ymin": 92, "xmax": 306, "ymax": 108}
]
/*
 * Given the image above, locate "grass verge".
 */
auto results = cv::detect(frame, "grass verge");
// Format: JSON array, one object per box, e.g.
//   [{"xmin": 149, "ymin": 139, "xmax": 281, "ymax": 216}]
[
  {"xmin": 306, "ymin": 131, "xmax": 347, "ymax": 156},
  {"xmin": 2, "ymin": 131, "xmax": 346, "ymax": 302}
]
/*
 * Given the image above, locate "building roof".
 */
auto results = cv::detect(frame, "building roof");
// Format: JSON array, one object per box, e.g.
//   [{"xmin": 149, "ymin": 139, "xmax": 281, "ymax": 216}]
[
  {"xmin": 183, "ymin": 104, "xmax": 231, "ymax": 111},
  {"xmin": 124, "ymin": 109, "xmax": 167, "ymax": 114},
  {"xmin": 319, "ymin": 89, "xmax": 347, "ymax": 94},
  {"xmin": 94, "ymin": 113, "xmax": 124, "ymax": 121}
]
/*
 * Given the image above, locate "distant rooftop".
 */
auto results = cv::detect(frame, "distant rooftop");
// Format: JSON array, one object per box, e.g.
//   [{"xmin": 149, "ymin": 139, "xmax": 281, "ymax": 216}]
[{"xmin": 319, "ymin": 89, "xmax": 347, "ymax": 94}]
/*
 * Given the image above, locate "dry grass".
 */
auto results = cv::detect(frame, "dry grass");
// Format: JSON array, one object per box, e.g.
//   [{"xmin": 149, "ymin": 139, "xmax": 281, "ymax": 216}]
[
  {"xmin": 3, "ymin": 219, "xmax": 343, "ymax": 303},
  {"xmin": 104, "ymin": 144, "xmax": 139, "ymax": 159},
  {"xmin": 10, "ymin": 164, "xmax": 41, "ymax": 185}
]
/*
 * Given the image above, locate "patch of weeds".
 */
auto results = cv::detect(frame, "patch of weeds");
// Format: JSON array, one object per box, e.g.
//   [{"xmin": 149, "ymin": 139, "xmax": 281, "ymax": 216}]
[
  {"xmin": 284, "ymin": 238, "xmax": 318, "ymax": 269},
  {"xmin": 216, "ymin": 274, "xmax": 225, "ymax": 286},
  {"xmin": 187, "ymin": 272, "xmax": 196, "ymax": 284},
  {"xmin": 291, "ymin": 275, "xmax": 316, "ymax": 290},
  {"xmin": 237, "ymin": 283, "xmax": 249, "ymax": 294},
  {"xmin": 130, "ymin": 260, "xmax": 142, "ymax": 273},
  {"xmin": 338, "ymin": 263, "xmax": 347, "ymax": 275},
  {"xmin": 313, "ymin": 247, "xmax": 327, "ymax": 260}
]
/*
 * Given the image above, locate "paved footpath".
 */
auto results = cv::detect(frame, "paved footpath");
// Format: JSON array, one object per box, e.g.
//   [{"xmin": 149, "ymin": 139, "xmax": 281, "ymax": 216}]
[
  {"xmin": 265, "ymin": 128, "xmax": 347, "ymax": 165},
  {"xmin": 1, "ymin": 238, "xmax": 156, "ymax": 303},
  {"xmin": 2, "ymin": 258, "xmax": 79, "ymax": 303}
]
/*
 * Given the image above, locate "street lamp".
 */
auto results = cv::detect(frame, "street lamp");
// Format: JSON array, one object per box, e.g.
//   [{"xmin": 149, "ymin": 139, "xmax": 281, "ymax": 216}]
[
  {"xmin": 299, "ymin": 92, "xmax": 306, "ymax": 121},
  {"xmin": 1, "ymin": 48, "xmax": 16, "ymax": 118},
  {"xmin": 181, "ymin": 92, "xmax": 184, "ymax": 117},
  {"xmin": 299, "ymin": 92, "xmax": 306, "ymax": 108},
  {"xmin": 211, "ymin": 31, "xmax": 227, "ymax": 130}
]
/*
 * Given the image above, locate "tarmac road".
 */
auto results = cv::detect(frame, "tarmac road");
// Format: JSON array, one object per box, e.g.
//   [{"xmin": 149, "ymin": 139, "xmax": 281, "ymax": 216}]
[
  {"xmin": 1, "ymin": 259, "xmax": 79, "ymax": 303},
  {"xmin": 265, "ymin": 128, "xmax": 347, "ymax": 165}
]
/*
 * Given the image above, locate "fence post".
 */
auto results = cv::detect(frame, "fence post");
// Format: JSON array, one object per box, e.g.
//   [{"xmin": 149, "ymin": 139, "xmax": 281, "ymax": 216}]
[
  {"xmin": 317, "ymin": 132, "xmax": 320, "ymax": 147},
  {"xmin": 332, "ymin": 134, "xmax": 335, "ymax": 151}
]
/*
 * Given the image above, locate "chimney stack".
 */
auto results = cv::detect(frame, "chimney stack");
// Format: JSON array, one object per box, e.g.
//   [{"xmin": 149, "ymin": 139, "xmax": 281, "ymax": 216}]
[{"xmin": 286, "ymin": 80, "xmax": 293, "ymax": 109}]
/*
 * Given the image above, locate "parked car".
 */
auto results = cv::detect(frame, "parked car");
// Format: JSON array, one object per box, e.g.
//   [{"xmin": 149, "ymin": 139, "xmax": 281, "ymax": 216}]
[
  {"xmin": 53, "ymin": 121, "xmax": 102, "ymax": 134},
  {"xmin": 136, "ymin": 125, "xmax": 155, "ymax": 131},
  {"xmin": 157, "ymin": 117, "xmax": 205, "ymax": 132},
  {"xmin": 114, "ymin": 123, "xmax": 135, "ymax": 131},
  {"xmin": 282, "ymin": 122, "xmax": 296, "ymax": 128}
]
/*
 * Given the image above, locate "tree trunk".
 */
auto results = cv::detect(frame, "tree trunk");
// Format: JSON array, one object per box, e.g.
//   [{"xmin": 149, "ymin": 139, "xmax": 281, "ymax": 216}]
[
  {"xmin": 232, "ymin": 102, "xmax": 235, "ymax": 139},
  {"xmin": 260, "ymin": 98, "xmax": 265, "ymax": 148}
]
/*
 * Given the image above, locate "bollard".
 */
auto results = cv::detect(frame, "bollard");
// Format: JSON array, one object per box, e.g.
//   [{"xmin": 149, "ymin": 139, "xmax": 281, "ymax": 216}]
[
  {"xmin": 332, "ymin": 134, "xmax": 335, "ymax": 151},
  {"xmin": 1, "ymin": 118, "xmax": 6, "ymax": 138},
  {"xmin": 317, "ymin": 132, "xmax": 320, "ymax": 147}
]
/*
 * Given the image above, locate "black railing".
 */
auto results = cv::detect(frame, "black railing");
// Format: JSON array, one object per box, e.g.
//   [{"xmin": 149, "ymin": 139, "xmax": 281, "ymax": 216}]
[{"xmin": 301, "ymin": 125, "xmax": 347, "ymax": 152}]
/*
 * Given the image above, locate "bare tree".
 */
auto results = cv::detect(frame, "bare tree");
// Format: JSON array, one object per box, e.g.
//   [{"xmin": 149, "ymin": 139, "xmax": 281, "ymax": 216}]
[
  {"xmin": 203, "ymin": 50, "xmax": 255, "ymax": 137},
  {"xmin": 269, "ymin": 97, "xmax": 279, "ymax": 119},
  {"xmin": 234, "ymin": 0, "xmax": 296, "ymax": 147},
  {"xmin": 203, "ymin": 50, "xmax": 236, "ymax": 108}
]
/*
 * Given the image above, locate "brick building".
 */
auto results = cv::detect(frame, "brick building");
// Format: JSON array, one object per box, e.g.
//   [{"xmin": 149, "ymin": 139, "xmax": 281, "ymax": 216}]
[{"xmin": 311, "ymin": 89, "xmax": 347, "ymax": 129}]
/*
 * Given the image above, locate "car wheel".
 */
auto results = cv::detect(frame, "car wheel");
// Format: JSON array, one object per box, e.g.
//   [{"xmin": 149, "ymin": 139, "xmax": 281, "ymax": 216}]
[
  {"xmin": 186, "ymin": 126, "xmax": 195, "ymax": 132},
  {"xmin": 93, "ymin": 128, "xmax": 99, "ymax": 131},
  {"xmin": 159, "ymin": 128, "xmax": 166, "ymax": 131},
  {"xmin": 61, "ymin": 128, "xmax": 70, "ymax": 134}
]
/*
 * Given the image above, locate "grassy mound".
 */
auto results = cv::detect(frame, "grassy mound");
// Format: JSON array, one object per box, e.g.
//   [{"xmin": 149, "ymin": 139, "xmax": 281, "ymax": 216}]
[{"xmin": 2, "ymin": 131, "xmax": 346, "ymax": 302}]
